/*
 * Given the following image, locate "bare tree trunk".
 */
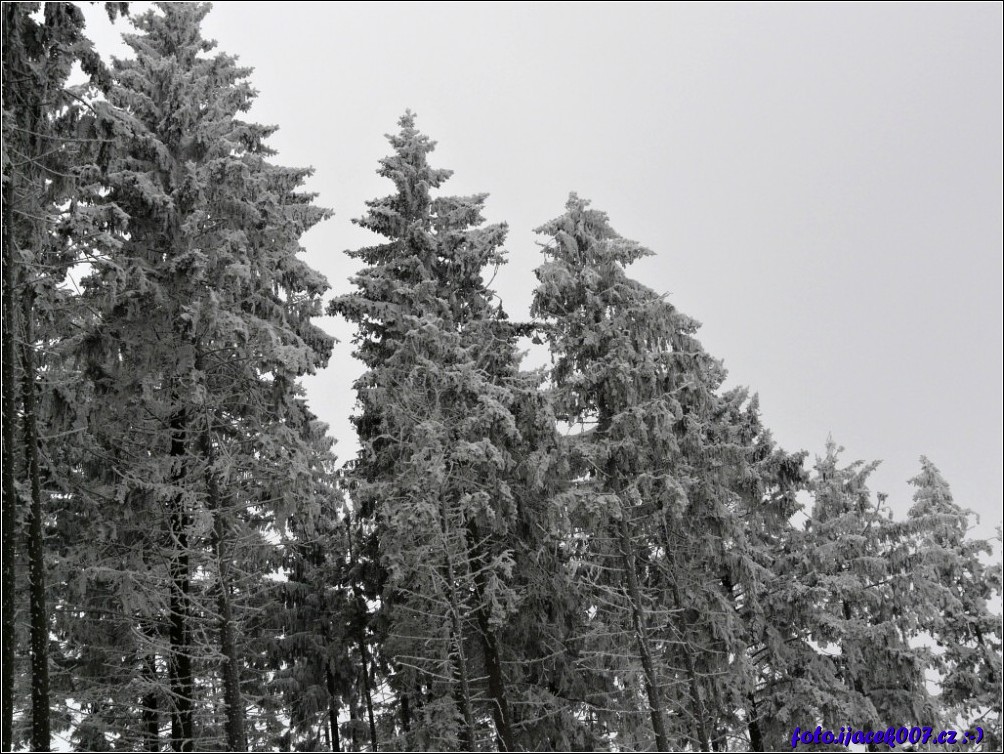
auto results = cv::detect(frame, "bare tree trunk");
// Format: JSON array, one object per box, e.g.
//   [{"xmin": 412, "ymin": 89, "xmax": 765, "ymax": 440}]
[
  {"xmin": 143, "ymin": 655, "xmax": 160, "ymax": 751},
  {"xmin": 450, "ymin": 639, "xmax": 476, "ymax": 753},
  {"xmin": 468, "ymin": 526, "xmax": 515, "ymax": 752},
  {"xmin": 345, "ymin": 518, "xmax": 377, "ymax": 752},
  {"xmin": 22, "ymin": 289, "xmax": 51, "ymax": 752},
  {"xmin": 671, "ymin": 581, "xmax": 710, "ymax": 753},
  {"xmin": 357, "ymin": 622, "xmax": 377, "ymax": 752},
  {"xmin": 439, "ymin": 498, "xmax": 476, "ymax": 750},
  {"xmin": 202, "ymin": 429, "xmax": 246, "ymax": 752},
  {"xmin": 708, "ymin": 681, "xmax": 727, "ymax": 751},
  {"xmin": 747, "ymin": 694, "xmax": 764, "ymax": 752},
  {"xmin": 326, "ymin": 667, "xmax": 342, "ymax": 753},
  {"xmin": 216, "ymin": 571, "xmax": 245, "ymax": 752},
  {"xmin": 1, "ymin": 180, "xmax": 19, "ymax": 754},
  {"xmin": 618, "ymin": 518, "xmax": 669, "ymax": 752},
  {"xmin": 398, "ymin": 691, "xmax": 414, "ymax": 751},
  {"xmin": 168, "ymin": 407, "xmax": 193, "ymax": 751},
  {"xmin": 476, "ymin": 612, "xmax": 514, "ymax": 752},
  {"xmin": 349, "ymin": 694, "xmax": 360, "ymax": 751}
]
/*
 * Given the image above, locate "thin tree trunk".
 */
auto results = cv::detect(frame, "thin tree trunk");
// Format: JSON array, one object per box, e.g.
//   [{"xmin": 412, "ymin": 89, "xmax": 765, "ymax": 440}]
[
  {"xmin": 450, "ymin": 641, "xmax": 476, "ymax": 753},
  {"xmin": 168, "ymin": 407, "xmax": 193, "ymax": 751},
  {"xmin": 202, "ymin": 429, "xmax": 246, "ymax": 752},
  {"xmin": 475, "ymin": 611, "xmax": 514, "ymax": 752},
  {"xmin": 349, "ymin": 694, "xmax": 360, "ymax": 751},
  {"xmin": 618, "ymin": 517, "xmax": 669, "ymax": 752},
  {"xmin": 22, "ymin": 289, "xmax": 51, "ymax": 752},
  {"xmin": 438, "ymin": 499, "xmax": 476, "ymax": 750},
  {"xmin": 345, "ymin": 519, "xmax": 377, "ymax": 752},
  {"xmin": 1, "ymin": 179, "xmax": 18, "ymax": 754},
  {"xmin": 356, "ymin": 621, "xmax": 377, "ymax": 752},
  {"xmin": 718, "ymin": 570, "xmax": 765, "ymax": 752},
  {"xmin": 143, "ymin": 655, "xmax": 160, "ymax": 751},
  {"xmin": 399, "ymin": 692, "xmax": 411, "ymax": 751},
  {"xmin": 747, "ymin": 694, "xmax": 764, "ymax": 752},
  {"xmin": 708, "ymin": 681, "xmax": 727, "ymax": 751},
  {"xmin": 326, "ymin": 667, "xmax": 342, "ymax": 753},
  {"xmin": 670, "ymin": 581, "xmax": 710, "ymax": 753},
  {"xmin": 216, "ymin": 572, "xmax": 245, "ymax": 752},
  {"xmin": 468, "ymin": 526, "xmax": 515, "ymax": 752}
]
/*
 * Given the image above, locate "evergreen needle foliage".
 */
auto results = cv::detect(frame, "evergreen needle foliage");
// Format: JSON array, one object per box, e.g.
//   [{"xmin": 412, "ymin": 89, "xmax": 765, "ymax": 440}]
[{"xmin": 1, "ymin": 4, "xmax": 1000, "ymax": 752}]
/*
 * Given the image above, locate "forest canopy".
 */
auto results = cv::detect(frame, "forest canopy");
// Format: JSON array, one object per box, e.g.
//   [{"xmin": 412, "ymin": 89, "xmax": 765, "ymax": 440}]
[{"xmin": 2, "ymin": 3, "xmax": 1001, "ymax": 752}]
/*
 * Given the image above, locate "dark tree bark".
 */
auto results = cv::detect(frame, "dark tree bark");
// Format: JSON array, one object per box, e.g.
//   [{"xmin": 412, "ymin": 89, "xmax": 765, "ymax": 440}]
[
  {"xmin": 345, "ymin": 518, "xmax": 377, "ymax": 752},
  {"xmin": 202, "ymin": 429, "xmax": 246, "ymax": 752},
  {"xmin": 143, "ymin": 655, "xmax": 160, "ymax": 752},
  {"xmin": 348, "ymin": 694, "xmax": 360, "ymax": 751},
  {"xmin": 326, "ymin": 667, "xmax": 342, "ymax": 753},
  {"xmin": 356, "ymin": 620, "xmax": 377, "ymax": 752},
  {"xmin": 2, "ymin": 179, "xmax": 18, "ymax": 754},
  {"xmin": 438, "ymin": 497, "xmax": 476, "ymax": 751},
  {"xmin": 619, "ymin": 518, "xmax": 669, "ymax": 753},
  {"xmin": 476, "ymin": 611, "xmax": 514, "ymax": 752},
  {"xmin": 469, "ymin": 526, "xmax": 515, "ymax": 752},
  {"xmin": 168, "ymin": 407, "xmax": 193, "ymax": 751},
  {"xmin": 22, "ymin": 290, "xmax": 51, "ymax": 752},
  {"xmin": 672, "ymin": 582, "xmax": 710, "ymax": 753},
  {"xmin": 216, "ymin": 568, "xmax": 245, "ymax": 752},
  {"xmin": 747, "ymin": 694, "xmax": 765, "ymax": 752},
  {"xmin": 397, "ymin": 690, "xmax": 409, "ymax": 742}
]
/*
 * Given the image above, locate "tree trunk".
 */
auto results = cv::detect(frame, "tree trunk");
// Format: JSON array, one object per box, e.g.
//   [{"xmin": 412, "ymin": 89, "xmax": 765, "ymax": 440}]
[
  {"xmin": 747, "ymin": 694, "xmax": 764, "ymax": 752},
  {"xmin": 143, "ymin": 655, "xmax": 160, "ymax": 751},
  {"xmin": 326, "ymin": 666, "xmax": 342, "ymax": 753},
  {"xmin": 348, "ymin": 694, "xmax": 360, "ymax": 751},
  {"xmin": 399, "ymin": 692, "xmax": 412, "ymax": 751},
  {"xmin": 469, "ymin": 527, "xmax": 515, "ymax": 752},
  {"xmin": 168, "ymin": 407, "xmax": 193, "ymax": 751},
  {"xmin": 345, "ymin": 519, "xmax": 377, "ymax": 752},
  {"xmin": 216, "ymin": 574, "xmax": 245, "ymax": 752},
  {"xmin": 22, "ymin": 290, "xmax": 51, "ymax": 752},
  {"xmin": 475, "ymin": 612, "xmax": 514, "ymax": 752},
  {"xmin": 618, "ymin": 517, "xmax": 669, "ymax": 752},
  {"xmin": 450, "ymin": 641, "xmax": 476, "ymax": 753},
  {"xmin": 357, "ymin": 620, "xmax": 378, "ymax": 752},
  {"xmin": 1, "ymin": 179, "xmax": 18, "ymax": 754},
  {"xmin": 670, "ymin": 581, "xmax": 710, "ymax": 753},
  {"xmin": 202, "ymin": 429, "xmax": 246, "ymax": 752},
  {"xmin": 439, "ymin": 498, "xmax": 476, "ymax": 750}
]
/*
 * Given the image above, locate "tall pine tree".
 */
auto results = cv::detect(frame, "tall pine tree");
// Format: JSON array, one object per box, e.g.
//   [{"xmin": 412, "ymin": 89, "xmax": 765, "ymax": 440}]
[
  {"xmin": 67, "ymin": 3, "xmax": 335, "ymax": 749},
  {"xmin": 531, "ymin": 194, "xmax": 803, "ymax": 751},
  {"xmin": 331, "ymin": 113, "xmax": 578, "ymax": 751},
  {"xmin": 2, "ymin": 3, "xmax": 128, "ymax": 748},
  {"xmin": 907, "ymin": 457, "xmax": 1002, "ymax": 749}
]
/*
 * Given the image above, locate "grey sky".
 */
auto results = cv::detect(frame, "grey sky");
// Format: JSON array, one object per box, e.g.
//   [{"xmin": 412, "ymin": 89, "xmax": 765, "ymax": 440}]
[{"xmin": 83, "ymin": 2, "xmax": 1002, "ymax": 538}]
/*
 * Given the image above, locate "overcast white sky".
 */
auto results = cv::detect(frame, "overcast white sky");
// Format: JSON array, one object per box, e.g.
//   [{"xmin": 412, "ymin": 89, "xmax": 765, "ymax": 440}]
[{"xmin": 82, "ymin": 2, "xmax": 1002, "ymax": 539}]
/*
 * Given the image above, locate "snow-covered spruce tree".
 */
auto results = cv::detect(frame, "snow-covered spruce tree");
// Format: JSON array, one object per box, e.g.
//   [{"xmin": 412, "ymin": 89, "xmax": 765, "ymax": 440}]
[
  {"xmin": 261, "ymin": 424, "xmax": 355, "ymax": 752},
  {"xmin": 746, "ymin": 450, "xmax": 881, "ymax": 749},
  {"xmin": 330, "ymin": 113, "xmax": 578, "ymax": 751},
  {"xmin": 906, "ymin": 458, "xmax": 1002, "ymax": 750},
  {"xmin": 270, "ymin": 456, "xmax": 387, "ymax": 753},
  {"xmin": 531, "ymin": 194, "xmax": 791, "ymax": 751},
  {"xmin": 2, "ymin": 3, "xmax": 128, "ymax": 749},
  {"xmin": 688, "ymin": 389, "xmax": 809, "ymax": 752},
  {"xmin": 794, "ymin": 442, "xmax": 939, "ymax": 739},
  {"xmin": 68, "ymin": 3, "xmax": 334, "ymax": 749}
]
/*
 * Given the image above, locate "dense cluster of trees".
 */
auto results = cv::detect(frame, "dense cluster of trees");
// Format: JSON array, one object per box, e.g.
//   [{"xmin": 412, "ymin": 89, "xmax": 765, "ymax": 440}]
[{"xmin": 2, "ymin": 3, "xmax": 1000, "ymax": 752}]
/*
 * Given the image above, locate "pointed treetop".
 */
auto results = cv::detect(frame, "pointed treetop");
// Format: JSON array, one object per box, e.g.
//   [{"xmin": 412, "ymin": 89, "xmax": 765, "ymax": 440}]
[
  {"xmin": 124, "ymin": 2, "xmax": 216, "ymax": 60},
  {"xmin": 908, "ymin": 456, "xmax": 971, "ymax": 545},
  {"xmin": 354, "ymin": 110, "xmax": 454, "ymax": 240},
  {"xmin": 534, "ymin": 192, "xmax": 654, "ymax": 269}
]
